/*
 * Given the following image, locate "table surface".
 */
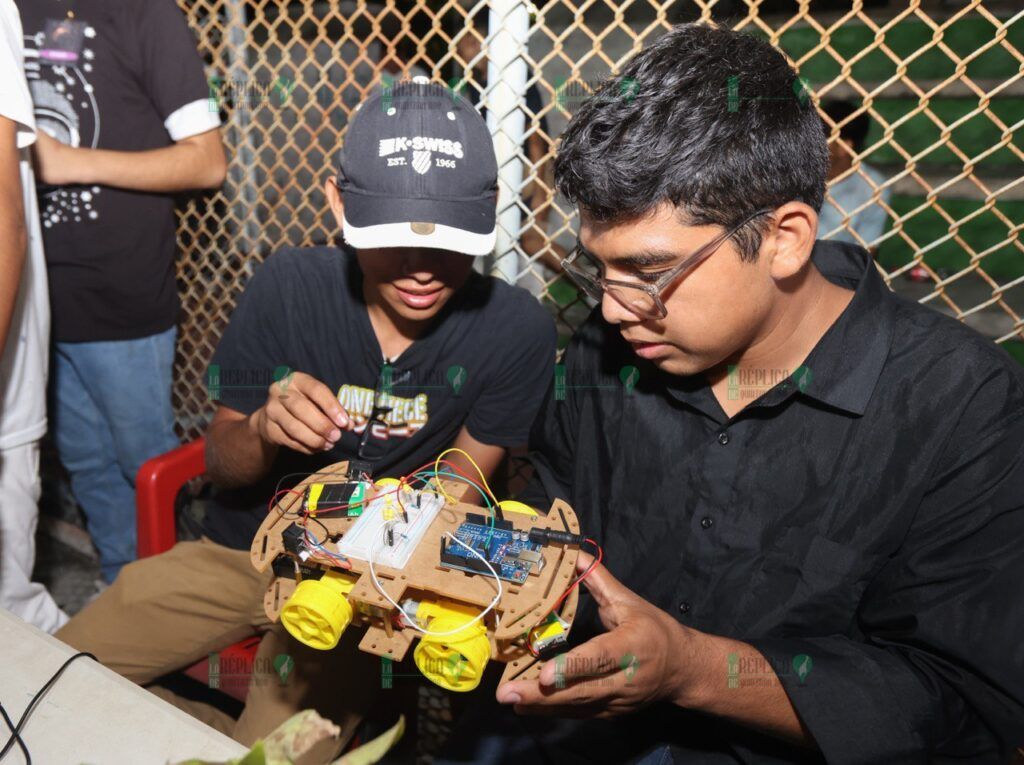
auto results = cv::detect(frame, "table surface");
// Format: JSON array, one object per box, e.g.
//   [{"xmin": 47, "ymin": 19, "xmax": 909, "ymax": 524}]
[{"xmin": 0, "ymin": 608, "xmax": 247, "ymax": 765}]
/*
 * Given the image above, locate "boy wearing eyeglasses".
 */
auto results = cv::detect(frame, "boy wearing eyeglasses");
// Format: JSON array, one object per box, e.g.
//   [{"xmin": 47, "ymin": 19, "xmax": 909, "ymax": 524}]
[
  {"xmin": 57, "ymin": 81, "xmax": 557, "ymax": 755},
  {"xmin": 435, "ymin": 23, "xmax": 1024, "ymax": 765}
]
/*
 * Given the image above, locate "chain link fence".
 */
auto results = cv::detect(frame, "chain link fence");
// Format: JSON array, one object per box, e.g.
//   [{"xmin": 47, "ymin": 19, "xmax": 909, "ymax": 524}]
[{"xmin": 173, "ymin": 0, "xmax": 1024, "ymax": 439}]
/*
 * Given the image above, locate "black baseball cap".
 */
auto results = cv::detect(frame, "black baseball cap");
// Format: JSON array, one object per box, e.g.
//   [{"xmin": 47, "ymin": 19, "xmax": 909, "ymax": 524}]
[{"xmin": 336, "ymin": 78, "xmax": 498, "ymax": 256}]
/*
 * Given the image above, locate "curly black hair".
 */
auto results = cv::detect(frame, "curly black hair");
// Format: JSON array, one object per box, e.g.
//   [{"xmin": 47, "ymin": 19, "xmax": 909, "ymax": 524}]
[{"xmin": 554, "ymin": 23, "xmax": 829, "ymax": 261}]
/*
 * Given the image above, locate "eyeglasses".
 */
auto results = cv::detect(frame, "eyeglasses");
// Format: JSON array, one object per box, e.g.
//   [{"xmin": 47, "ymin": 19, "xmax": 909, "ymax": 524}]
[{"xmin": 560, "ymin": 208, "xmax": 774, "ymax": 320}]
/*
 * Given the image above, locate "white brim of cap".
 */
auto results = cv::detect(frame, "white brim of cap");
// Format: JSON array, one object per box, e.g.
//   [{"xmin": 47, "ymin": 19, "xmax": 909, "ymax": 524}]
[{"xmin": 342, "ymin": 212, "xmax": 496, "ymax": 257}]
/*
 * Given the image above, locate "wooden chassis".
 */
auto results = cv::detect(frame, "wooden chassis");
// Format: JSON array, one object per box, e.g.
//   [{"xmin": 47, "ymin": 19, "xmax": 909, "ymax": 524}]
[{"xmin": 251, "ymin": 460, "xmax": 580, "ymax": 686}]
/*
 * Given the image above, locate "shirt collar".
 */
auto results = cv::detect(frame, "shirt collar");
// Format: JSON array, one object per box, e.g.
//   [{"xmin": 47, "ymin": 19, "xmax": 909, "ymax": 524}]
[{"xmin": 662, "ymin": 240, "xmax": 895, "ymax": 418}]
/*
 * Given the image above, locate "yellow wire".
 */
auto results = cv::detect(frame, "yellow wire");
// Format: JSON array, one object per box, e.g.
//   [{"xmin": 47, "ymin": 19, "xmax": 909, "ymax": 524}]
[{"xmin": 433, "ymin": 447, "xmax": 501, "ymax": 507}]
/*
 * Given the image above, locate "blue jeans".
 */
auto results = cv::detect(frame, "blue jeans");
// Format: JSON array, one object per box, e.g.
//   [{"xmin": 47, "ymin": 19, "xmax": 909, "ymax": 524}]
[{"xmin": 50, "ymin": 327, "xmax": 181, "ymax": 582}]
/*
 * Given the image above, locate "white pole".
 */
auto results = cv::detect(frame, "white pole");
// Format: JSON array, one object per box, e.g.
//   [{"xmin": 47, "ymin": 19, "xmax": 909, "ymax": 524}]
[
  {"xmin": 224, "ymin": 0, "xmax": 261, "ymax": 262},
  {"xmin": 486, "ymin": 0, "xmax": 530, "ymax": 285}
]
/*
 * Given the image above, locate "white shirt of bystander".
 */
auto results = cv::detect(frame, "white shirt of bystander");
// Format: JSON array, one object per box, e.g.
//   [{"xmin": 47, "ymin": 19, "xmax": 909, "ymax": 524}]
[{"xmin": 0, "ymin": 0, "xmax": 49, "ymax": 450}]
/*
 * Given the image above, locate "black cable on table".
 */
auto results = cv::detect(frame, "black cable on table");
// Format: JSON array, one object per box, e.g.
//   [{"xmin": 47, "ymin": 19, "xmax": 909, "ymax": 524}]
[
  {"xmin": 0, "ymin": 705, "xmax": 27, "ymax": 765},
  {"xmin": 0, "ymin": 651, "xmax": 96, "ymax": 763}
]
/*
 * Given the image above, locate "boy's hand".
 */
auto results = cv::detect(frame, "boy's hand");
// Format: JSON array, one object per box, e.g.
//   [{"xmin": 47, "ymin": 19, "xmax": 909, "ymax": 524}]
[
  {"xmin": 496, "ymin": 553, "xmax": 706, "ymax": 718},
  {"xmin": 251, "ymin": 371, "xmax": 352, "ymax": 454},
  {"xmin": 32, "ymin": 131, "xmax": 83, "ymax": 186}
]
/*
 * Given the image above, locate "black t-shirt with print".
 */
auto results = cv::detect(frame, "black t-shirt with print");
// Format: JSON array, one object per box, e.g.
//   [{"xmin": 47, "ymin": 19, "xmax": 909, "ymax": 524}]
[
  {"xmin": 201, "ymin": 246, "xmax": 558, "ymax": 551},
  {"xmin": 16, "ymin": 0, "xmax": 216, "ymax": 342}
]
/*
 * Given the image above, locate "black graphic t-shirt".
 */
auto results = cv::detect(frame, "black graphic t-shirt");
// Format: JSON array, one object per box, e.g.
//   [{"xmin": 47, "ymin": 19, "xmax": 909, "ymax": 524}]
[
  {"xmin": 202, "ymin": 246, "xmax": 557, "ymax": 551},
  {"xmin": 16, "ymin": 0, "xmax": 219, "ymax": 342}
]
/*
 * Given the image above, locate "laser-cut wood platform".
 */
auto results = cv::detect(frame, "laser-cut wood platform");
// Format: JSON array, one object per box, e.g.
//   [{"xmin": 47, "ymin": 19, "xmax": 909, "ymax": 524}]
[{"xmin": 251, "ymin": 460, "xmax": 580, "ymax": 686}]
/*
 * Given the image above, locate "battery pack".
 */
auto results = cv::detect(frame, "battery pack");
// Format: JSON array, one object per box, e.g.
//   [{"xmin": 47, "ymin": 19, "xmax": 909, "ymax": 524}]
[{"xmin": 303, "ymin": 481, "xmax": 368, "ymax": 517}]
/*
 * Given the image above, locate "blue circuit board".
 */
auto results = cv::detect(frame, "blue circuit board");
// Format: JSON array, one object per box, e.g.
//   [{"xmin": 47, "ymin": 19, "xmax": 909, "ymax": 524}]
[{"xmin": 439, "ymin": 521, "xmax": 544, "ymax": 584}]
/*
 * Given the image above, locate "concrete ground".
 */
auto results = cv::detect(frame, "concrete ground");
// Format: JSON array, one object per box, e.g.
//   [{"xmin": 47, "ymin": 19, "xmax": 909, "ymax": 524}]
[{"xmin": 33, "ymin": 441, "xmax": 102, "ymax": 617}]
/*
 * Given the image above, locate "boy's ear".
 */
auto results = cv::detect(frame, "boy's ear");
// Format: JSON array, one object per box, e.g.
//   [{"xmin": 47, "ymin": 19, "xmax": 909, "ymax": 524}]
[
  {"xmin": 765, "ymin": 201, "xmax": 817, "ymax": 281},
  {"xmin": 325, "ymin": 176, "xmax": 345, "ymax": 230}
]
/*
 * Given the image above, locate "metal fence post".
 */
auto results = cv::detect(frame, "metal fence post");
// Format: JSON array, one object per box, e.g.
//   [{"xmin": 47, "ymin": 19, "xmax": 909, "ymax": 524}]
[{"xmin": 486, "ymin": 0, "xmax": 530, "ymax": 284}]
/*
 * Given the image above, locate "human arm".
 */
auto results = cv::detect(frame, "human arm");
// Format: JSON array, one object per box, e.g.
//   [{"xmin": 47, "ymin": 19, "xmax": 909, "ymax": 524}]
[
  {"xmin": 205, "ymin": 371, "xmax": 353, "ymax": 489},
  {"xmin": 446, "ymin": 427, "xmax": 506, "ymax": 491},
  {"xmin": 31, "ymin": 0, "xmax": 225, "ymax": 192},
  {"xmin": 519, "ymin": 129, "xmax": 567, "ymax": 272},
  {"xmin": 501, "ymin": 368, "xmax": 1024, "ymax": 762},
  {"xmin": 32, "ymin": 128, "xmax": 226, "ymax": 192},
  {"xmin": 522, "ymin": 130, "xmax": 551, "ymax": 218},
  {"xmin": 206, "ymin": 379, "xmax": 509, "ymax": 493},
  {"xmin": 498, "ymin": 553, "xmax": 814, "ymax": 745},
  {"xmin": 0, "ymin": 116, "xmax": 26, "ymax": 356},
  {"xmin": 203, "ymin": 251, "xmax": 353, "ymax": 489}
]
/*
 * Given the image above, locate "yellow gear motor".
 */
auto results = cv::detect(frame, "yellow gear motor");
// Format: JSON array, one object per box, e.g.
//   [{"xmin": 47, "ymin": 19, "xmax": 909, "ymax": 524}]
[
  {"xmin": 411, "ymin": 600, "xmax": 491, "ymax": 692},
  {"xmin": 280, "ymin": 570, "xmax": 358, "ymax": 650}
]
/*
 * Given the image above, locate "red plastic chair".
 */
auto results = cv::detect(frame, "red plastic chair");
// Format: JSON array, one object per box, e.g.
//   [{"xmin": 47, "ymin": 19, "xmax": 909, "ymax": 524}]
[{"xmin": 135, "ymin": 437, "xmax": 258, "ymax": 702}]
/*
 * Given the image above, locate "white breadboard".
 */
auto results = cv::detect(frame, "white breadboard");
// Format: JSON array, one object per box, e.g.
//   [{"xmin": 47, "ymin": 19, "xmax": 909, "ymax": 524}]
[{"xmin": 335, "ymin": 487, "xmax": 445, "ymax": 569}]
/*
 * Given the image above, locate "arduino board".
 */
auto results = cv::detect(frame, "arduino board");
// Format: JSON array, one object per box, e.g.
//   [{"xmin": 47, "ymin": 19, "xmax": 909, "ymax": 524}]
[{"xmin": 439, "ymin": 514, "xmax": 546, "ymax": 584}]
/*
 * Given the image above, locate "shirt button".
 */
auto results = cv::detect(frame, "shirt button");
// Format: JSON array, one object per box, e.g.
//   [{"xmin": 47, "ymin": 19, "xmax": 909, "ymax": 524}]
[
  {"xmin": 717, "ymin": 431, "xmax": 730, "ymax": 445},
  {"xmin": 678, "ymin": 601, "xmax": 691, "ymax": 614},
  {"xmin": 700, "ymin": 516, "xmax": 713, "ymax": 529}
]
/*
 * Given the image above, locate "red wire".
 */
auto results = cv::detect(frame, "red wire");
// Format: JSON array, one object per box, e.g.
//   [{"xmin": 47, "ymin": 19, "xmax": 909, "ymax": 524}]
[
  {"xmin": 549, "ymin": 538, "xmax": 602, "ymax": 615},
  {"xmin": 266, "ymin": 457, "xmax": 487, "ymax": 520},
  {"xmin": 266, "ymin": 461, "xmax": 600, "ymax": 654},
  {"xmin": 527, "ymin": 538, "xmax": 604, "ymax": 656},
  {"xmin": 267, "ymin": 488, "xmax": 304, "ymax": 516}
]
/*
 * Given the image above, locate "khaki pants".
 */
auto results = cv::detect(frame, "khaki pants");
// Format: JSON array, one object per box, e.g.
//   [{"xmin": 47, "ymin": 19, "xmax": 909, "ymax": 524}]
[{"xmin": 56, "ymin": 537, "xmax": 393, "ymax": 760}]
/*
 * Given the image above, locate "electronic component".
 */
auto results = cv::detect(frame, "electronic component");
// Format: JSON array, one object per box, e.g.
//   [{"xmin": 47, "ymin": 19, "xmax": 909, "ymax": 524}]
[
  {"xmin": 465, "ymin": 511, "xmax": 512, "ymax": 531},
  {"xmin": 303, "ymin": 481, "xmax": 368, "ymax": 517},
  {"xmin": 335, "ymin": 487, "xmax": 445, "ymax": 569},
  {"xmin": 528, "ymin": 612, "xmax": 569, "ymax": 658},
  {"xmin": 281, "ymin": 522, "xmax": 319, "ymax": 562},
  {"xmin": 272, "ymin": 554, "xmax": 326, "ymax": 581},
  {"xmin": 281, "ymin": 523, "xmax": 306, "ymax": 556},
  {"xmin": 528, "ymin": 528, "xmax": 585, "ymax": 546},
  {"xmin": 346, "ymin": 460, "xmax": 374, "ymax": 481},
  {"xmin": 518, "ymin": 549, "xmax": 542, "ymax": 564},
  {"xmin": 252, "ymin": 453, "xmax": 587, "ymax": 695},
  {"xmin": 439, "ymin": 521, "xmax": 546, "ymax": 584}
]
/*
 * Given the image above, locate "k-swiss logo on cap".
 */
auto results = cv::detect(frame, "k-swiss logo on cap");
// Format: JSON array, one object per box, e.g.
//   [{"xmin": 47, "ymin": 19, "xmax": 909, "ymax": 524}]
[
  {"xmin": 412, "ymin": 150, "xmax": 432, "ymax": 175},
  {"xmin": 379, "ymin": 136, "xmax": 464, "ymax": 174}
]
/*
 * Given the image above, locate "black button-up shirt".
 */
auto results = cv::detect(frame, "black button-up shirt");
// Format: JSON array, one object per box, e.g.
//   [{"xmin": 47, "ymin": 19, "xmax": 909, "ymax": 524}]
[{"xmin": 519, "ymin": 240, "xmax": 1024, "ymax": 764}]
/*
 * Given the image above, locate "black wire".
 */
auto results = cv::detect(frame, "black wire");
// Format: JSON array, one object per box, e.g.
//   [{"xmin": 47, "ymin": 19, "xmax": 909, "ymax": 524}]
[
  {"xmin": 271, "ymin": 469, "xmax": 352, "ymax": 506},
  {"xmin": 0, "ymin": 704, "xmax": 28, "ymax": 765},
  {"xmin": 307, "ymin": 514, "xmax": 331, "ymax": 539},
  {"xmin": 0, "ymin": 652, "xmax": 96, "ymax": 763},
  {"xmin": 269, "ymin": 469, "xmax": 349, "ymax": 525}
]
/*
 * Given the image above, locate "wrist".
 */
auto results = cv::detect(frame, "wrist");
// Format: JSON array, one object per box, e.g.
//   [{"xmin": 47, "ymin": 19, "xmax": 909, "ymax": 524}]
[
  {"xmin": 247, "ymin": 407, "xmax": 267, "ymax": 442},
  {"xmin": 62, "ymin": 145, "xmax": 92, "ymax": 185},
  {"xmin": 670, "ymin": 625, "xmax": 722, "ymax": 711}
]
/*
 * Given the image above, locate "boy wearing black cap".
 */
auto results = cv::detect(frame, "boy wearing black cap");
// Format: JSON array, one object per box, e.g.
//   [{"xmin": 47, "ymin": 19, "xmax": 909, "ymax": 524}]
[{"xmin": 57, "ymin": 81, "xmax": 556, "ymax": 753}]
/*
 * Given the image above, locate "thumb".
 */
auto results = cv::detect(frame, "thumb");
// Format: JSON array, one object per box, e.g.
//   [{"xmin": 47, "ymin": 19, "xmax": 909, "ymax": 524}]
[{"xmin": 577, "ymin": 555, "xmax": 632, "ymax": 610}]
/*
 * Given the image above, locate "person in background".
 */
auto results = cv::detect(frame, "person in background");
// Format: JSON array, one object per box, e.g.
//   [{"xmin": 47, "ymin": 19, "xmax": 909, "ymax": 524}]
[
  {"xmin": 0, "ymin": 0, "xmax": 67, "ymax": 633},
  {"xmin": 16, "ymin": 0, "xmax": 227, "ymax": 588},
  {"xmin": 453, "ymin": 13, "xmax": 568, "ymax": 278},
  {"xmin": 818, "ymin": 98, "xmax": 892, "ymax": 253},
  {"xmin": 376, "ymin": 10, "xmax": 431, "ymax": 85}
]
